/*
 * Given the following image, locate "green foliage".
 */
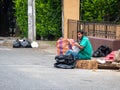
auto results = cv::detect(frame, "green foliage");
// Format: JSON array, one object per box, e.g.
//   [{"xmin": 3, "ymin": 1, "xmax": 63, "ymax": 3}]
[
  {"xmin": 36, "ymin": 0, "xmax": 62, "ymax": 40},
  {"xmin": 13, "ymin": 0, "xmax": 28, "ymax": 38},
  {"xmin": 13, "ymin": 0, "xmax": 62, "ymax": 40},
  {"xmin": 81, "ymin": 0, "xmax": 120, "ymax": 22}
]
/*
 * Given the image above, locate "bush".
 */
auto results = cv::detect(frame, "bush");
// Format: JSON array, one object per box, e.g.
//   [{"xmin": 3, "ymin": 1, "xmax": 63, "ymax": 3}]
[{"xmin": 13, "ymin": 0, "xmax": 62, "ymax": 40}]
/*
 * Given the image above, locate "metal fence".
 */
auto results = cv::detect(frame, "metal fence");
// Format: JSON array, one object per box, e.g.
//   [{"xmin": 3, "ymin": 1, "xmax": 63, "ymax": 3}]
[{"xmin": 68, "ymin": 19, "xmax": 118, "ymax": 40}]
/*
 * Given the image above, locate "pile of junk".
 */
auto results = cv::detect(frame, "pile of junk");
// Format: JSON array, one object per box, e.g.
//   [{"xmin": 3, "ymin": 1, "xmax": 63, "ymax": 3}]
[
  {"xmin": 92, "ymin": 45, "xmax": 120, "ymax": 70},
  {"xmin": 13, "ymin": 38, "xmax": 38, "ymax": 48},
  {"xmin": 54, "ymin": 38, "xmax": 120, "ymax": 70}
]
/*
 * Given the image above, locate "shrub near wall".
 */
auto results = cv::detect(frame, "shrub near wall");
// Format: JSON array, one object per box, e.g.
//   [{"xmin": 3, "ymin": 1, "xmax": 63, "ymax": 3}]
[
  {"xmin": 13, "ymin": 0, "xmax": 28, "ymax": 38},
  {"xmin": 36, "ymin": 0, "xmax": 62, "ymax": 40},
  {"xmin": 14, "ymin": 0, "xmax": 62, "ymax": 40}
]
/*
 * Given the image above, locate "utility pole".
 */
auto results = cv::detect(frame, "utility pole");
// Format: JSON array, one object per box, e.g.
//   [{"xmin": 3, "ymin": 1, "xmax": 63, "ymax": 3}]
[
  {"xmin": 62, "ymin": 0, "xmax": 64, "ymax": 37},
  {"xmin": 28, "ymin": 0, "xmax": 36, "ymax": 41}
]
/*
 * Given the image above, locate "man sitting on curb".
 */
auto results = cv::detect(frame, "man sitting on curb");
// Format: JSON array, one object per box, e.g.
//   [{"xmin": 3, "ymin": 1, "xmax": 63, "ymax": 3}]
[{"xmin": 65, "ymin": 30, "xmax": 93, "ymax": 60}]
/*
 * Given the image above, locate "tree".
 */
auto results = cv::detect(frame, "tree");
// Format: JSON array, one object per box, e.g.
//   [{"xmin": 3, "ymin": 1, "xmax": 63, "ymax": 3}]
[
  {"xmin": 13, "ymin": 0, "xmax": 62, "ymax": 40},
  {"xmin": 80, "ymin": 0, "xmax": 120, "ymax": 23},
  {"xmin": 13, "ymin": 0, "xmax": 28, "ymax": 37},
  {"xmin": 36, "ymin": 0, "xmax": 62, "ymax": 40}
]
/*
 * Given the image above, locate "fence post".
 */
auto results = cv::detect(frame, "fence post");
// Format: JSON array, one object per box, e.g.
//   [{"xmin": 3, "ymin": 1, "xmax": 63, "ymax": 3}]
[
  {"xmin": 93, "ymin": 22, "xmax": 95, "ymax": 36},
  {"xmin": 105, "ymin": 24, "xmax": 107, "ymax": 38},
  {"xmin": 28, "ymin": 0, "xmax": 36, "ymax": 41}
]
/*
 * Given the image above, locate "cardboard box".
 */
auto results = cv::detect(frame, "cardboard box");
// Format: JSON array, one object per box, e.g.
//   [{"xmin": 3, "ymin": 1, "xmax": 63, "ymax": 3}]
[{"xmin": 76, "ymin": 60, "xmax": 98, "ymax": 69}]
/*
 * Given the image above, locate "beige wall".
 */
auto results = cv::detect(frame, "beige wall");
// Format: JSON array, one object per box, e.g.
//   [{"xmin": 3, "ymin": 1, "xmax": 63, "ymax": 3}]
[
  {"xmin": 63, "ymin": 0, "xmax": 80, "ymax": 38},
  {"xmin": 116, "ymin": 25, "xmax": 120, "ymax": 39}
]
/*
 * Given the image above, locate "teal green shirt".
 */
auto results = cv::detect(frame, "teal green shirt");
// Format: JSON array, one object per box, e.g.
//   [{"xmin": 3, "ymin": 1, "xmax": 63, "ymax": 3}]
[{"xmin": 78, "ymin": 36, "xmax": 93, "ymax": 60}]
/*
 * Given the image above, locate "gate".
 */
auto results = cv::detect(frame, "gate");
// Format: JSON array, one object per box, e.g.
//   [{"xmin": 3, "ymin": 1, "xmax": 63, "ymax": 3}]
[
  {"xmin": 77, "ymin": 21, "xmax": 117, "ymax": 39},
  {"xmin": 68, "ymin": 19, "xmax": 119, "ymax": 40},
  {"xmin": 67, "ymin": 19, "xmax": 78, "ymax": 41},
  {"xmin": 67, "ymin": 19, "xmax": 120, "ymax": 50}
]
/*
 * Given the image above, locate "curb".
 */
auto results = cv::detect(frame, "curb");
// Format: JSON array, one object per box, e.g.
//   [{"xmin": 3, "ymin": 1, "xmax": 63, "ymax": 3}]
[{"xmin": 0, "ymin": 37, "xmax": 57, "ymax": 54}]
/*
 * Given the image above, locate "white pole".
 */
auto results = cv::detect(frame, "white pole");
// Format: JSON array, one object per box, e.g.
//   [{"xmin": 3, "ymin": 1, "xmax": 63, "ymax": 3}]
[
  {"xmin": 33, "ymin": 0, "xmax": 36, "ymax": 40},
  {"xmin": 62, "ymin": 0, "xmax": 64, "ymax": 37},
  {"xmin": 28, "ymin": 0, "xmax": 36, "ymax": 41}
]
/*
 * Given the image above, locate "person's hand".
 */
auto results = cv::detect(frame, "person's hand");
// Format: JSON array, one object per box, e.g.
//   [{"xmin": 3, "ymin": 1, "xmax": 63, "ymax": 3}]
[
  {"xmin": 74, "ymin": 42, "xmax": 84, "ymax": 50},
  {"xmin": 74, "ymin": 42, "xmax": 79, "ymax": 47}
]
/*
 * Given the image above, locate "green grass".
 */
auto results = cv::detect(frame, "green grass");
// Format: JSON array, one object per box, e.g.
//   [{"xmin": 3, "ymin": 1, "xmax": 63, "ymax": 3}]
[{"xmin": 37, "ymin": 40, "xmax": 56, "ymax": 46}]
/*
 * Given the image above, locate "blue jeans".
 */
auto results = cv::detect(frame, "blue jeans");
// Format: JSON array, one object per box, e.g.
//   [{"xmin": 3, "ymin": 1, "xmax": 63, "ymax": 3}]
[{"xmin": 65, "ymin": 49, "xmax": 78, "ymax": 60}]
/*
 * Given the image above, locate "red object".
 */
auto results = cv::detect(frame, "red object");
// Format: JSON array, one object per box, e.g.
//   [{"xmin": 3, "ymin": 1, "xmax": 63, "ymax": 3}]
[
  {"xmin": 56, "ymin": 38, "xmax": 75, "ymax": 55},
  {"xmin": 104, "ymin": 51, "xmax": 116, "ymax": 62}
]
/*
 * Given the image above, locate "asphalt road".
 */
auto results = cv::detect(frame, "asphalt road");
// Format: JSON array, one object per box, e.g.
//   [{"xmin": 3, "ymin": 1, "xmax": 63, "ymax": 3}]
[{"xmin": 0, "ymin": 47, "xmax": 120, "ymax": 90}]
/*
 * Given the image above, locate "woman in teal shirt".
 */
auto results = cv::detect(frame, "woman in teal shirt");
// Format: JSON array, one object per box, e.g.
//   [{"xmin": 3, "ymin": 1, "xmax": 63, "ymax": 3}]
[{"xmin": 66, "ymin": 30, "xmax": 93, "ymax": 60}]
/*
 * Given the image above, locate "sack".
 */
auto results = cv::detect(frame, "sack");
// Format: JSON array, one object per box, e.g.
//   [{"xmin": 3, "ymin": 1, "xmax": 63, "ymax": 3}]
[
  {"xmin": 55, "ymin": 54, "xmax": 74, "ymax": 65},
  {"xmin": 31, "ymin": 41, "xmax": 38, "ymax": 48},
  {"xmin": 114, "ymin": 49, "xmax": 120, "ymax": 62},
  {"xmin": 92, "ymin": 45, "xmax": 111, "ymax": 57},
  {"xmin": 104, "ymin": 51, "xmax": 116, "ymax": 62},
  {"xmin": 13, "ymin": 39, "xmax": 21, "ymax": 48},
  {"xmin": 54, "ymin": 62, "xmax": 76, "ymax": 69},
  {"xmin": 56, "ymin": 38, "xmax": 75, "ymax": 55},
  {"xmin": 20, "ymin": 39, "xmax": 31, "ymax": 48},
  {"xmin": 54, "ymin": 54, "xmax": 76, "ymax": 69},
  {"xmin": 98, "ymin": 45, "xmax": 111, "ymax": 56},
  {"xmin": 72, "ymin": 46, "xmax": 80, "ymax": 53},
  {"xmin": 92, "ymin": 49, "xmax": 105, "ymax": 57}
]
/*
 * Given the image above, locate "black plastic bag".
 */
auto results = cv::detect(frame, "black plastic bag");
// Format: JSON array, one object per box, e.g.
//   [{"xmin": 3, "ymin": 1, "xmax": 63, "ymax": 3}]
[
  {"xmin": 13, "ymin": 39, "xmax": 21, "ymax": 48},
  {"xmin": 54, "ymin": 54, "xmax": 76, "ymax": 69},
  {"xmin": 92, "ymin": 45, "xmax": 111, "ymax": 57},
  {"xmin": 55, "ymin": 54, "xmax": 74, "ymax": 65},
  {"xmin": 20, "ymin": 39, "xmax": 31, "ymax": 48},
  {"xmin": 54, "ymin": 62, "xmax": 76, "ymax": 69}
]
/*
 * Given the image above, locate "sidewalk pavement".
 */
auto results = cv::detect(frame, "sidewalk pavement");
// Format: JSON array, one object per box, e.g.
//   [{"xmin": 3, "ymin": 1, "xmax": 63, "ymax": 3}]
[
  {"xmin": 0, "ymin": 37, "xmax": 57, "ymax": 54},
  {"xmin": 0, "ymin": 37, "xmax": 119, "ymax": 70}
]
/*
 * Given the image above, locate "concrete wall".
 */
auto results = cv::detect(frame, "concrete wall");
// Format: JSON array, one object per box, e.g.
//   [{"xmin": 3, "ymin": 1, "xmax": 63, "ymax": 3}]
[
  {"xmin": 63, "ymin": 0, "xmax": 80, "ymax": 38},
  {"xmin": 89, "ymin": 36, "xmax": 120, "ymax": 51},
  {"xmin": 67, "ymin": 19, "xmax": 120, "ymax": 51},
  {"xmin": 116, "ymin": 25, "xmax": 120, "ymax": 39}
]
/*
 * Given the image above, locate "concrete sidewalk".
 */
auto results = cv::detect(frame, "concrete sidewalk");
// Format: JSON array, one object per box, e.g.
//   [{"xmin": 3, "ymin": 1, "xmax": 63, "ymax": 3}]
[
  {"xmin": 0, "ymin": 42, "xmax": 120, "ymax": 90},
  {"xmin": 0, "ymin": 37, "xmax": 57, "ymax": 54}
]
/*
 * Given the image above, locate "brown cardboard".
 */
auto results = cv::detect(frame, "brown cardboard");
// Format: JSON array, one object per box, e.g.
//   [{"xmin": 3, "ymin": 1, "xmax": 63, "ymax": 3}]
[{"xmin": 76, "ymin": 60, "xmax": 98, "ymax": 69}]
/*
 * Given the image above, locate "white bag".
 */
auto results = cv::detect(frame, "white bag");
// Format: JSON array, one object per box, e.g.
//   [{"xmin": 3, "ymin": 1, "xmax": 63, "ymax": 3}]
[
  {"xmin": 31, "ymin": 41, "xmax": 39, "ymax": 48},
  {"xmin": 114, "ymin": 49, "xmax": 120, "ymax": 62},
  {"xmin": 72, "ymin": 46, "xmax": 80, "ymax": 53}
]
